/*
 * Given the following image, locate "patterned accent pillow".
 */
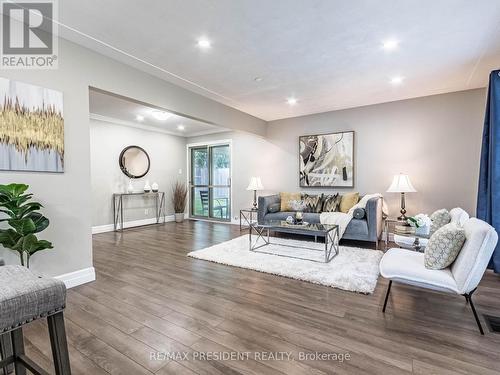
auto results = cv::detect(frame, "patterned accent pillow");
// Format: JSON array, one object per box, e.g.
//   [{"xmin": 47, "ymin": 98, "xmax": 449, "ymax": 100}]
[
  {"xmin": 322, "ymin": 193, "xmax": 341, "ymax": 212},
  {"xmin": 301, "ymin": 194, "xmax": 324, "ymax": 213},
  {"xmin": 280, "ymin": 192, "xmax": 301, "ymax": 211},
  {"xmin": 424, "ymin": 223, "xmax": 466, "ymax": 269},
  {"xmin": 429, "ymin": 208, "xmax": 452, "ymax": 235}
]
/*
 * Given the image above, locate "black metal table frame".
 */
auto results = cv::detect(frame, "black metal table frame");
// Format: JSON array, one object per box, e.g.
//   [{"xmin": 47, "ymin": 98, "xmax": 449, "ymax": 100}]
[
  {"xmin": 113, "ymin": 192, "xmax": 166, "ymax": 232},
  {"xmin": 249, "ymin": 223, "xmax": 340, "ymax": 263}
]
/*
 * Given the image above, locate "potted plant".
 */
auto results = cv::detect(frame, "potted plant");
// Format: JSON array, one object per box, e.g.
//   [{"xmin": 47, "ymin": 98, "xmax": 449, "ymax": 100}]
[
  {"xmin": 172, "ymin": 182, "xmax": 187, "ymax": 223},
  {"xmin": 407, "ymin": 213, "xmax": 431, "ymax": 236},
  {"xmin": 0, "ymin": 184, "xmax": 53, "ymax": 267}
]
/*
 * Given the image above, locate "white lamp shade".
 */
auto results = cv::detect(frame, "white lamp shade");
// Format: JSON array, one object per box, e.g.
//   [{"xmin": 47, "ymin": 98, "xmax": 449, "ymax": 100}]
[
  {"xmin": 247, "ymin": 177, "xmax": 264, "ymax": 191},
  {"xmin": 386, "ymin": 173, "xmax": 417, "ymax": 193}
]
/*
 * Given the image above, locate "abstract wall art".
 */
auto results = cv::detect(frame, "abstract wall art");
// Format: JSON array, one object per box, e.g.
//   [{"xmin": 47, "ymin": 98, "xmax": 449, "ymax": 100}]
[
  {"xmin": 0, "ymin": 77, "xmax": 64, "ymax": 172},
  {"xmin": 299, "ymin": 131, "xmax": 354, "ymax": 187}
]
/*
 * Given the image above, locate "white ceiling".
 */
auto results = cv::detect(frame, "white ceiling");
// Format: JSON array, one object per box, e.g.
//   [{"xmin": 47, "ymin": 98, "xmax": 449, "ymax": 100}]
[
  {"xmin": 89, "ymin": 89, "xmax": 227, "ymax": 137},
  {"xmin": 62, "ymin": 1, "xmax": 500, "ymax": 121}
]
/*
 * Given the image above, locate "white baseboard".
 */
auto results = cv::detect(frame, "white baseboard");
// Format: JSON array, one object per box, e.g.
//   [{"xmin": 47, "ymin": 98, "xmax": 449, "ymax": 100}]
[
  {"xmin": 55, "ymin": 267, "xmax": 95, "ymax": 289},
  {"xmin": 92, "ymin": 214, "xmax": 189, "ymax": 234},
  {"xmin": 92, "ymin": 223, "xmax": 115, "ymax": 234}
]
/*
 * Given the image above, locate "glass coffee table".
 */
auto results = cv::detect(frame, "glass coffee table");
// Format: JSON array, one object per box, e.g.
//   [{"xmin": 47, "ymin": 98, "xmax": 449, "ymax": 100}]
[{"xmin": 249, "ymin": 220, "xmax": 340, "ymax": 263}]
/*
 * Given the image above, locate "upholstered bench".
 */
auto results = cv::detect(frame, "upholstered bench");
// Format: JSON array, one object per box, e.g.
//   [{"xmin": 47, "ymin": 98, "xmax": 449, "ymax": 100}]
[{"xmin": 0, "ymin": 265, "xmax": 71, "ymax": 375}]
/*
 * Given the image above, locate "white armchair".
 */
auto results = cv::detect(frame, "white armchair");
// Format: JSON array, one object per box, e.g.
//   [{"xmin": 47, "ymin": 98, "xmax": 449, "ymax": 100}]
[{"xmin": 380, "ymin": 217, "xmax": 498, "ymax": 334}]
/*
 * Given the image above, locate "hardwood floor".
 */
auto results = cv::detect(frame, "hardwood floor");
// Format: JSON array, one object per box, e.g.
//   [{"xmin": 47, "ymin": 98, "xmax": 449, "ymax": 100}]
[{"xmin": 23, "ymin": 220, "xmax": 500, "ymax": 374}]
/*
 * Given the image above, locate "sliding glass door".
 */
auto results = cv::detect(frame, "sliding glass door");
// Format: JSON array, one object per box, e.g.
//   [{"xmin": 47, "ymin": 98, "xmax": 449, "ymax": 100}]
[
  {"xmin": 191, "ymin": 147, "xmax": 209, "ymax": 217},
  {"xmin": 190, "ymin": 144, "xmax": 231, "ymax": 221}
]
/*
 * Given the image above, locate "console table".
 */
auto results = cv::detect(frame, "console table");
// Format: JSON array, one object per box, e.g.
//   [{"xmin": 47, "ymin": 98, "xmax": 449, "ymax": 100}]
[{"xmin": 113, "ymin": 192, "xmax": 166, "ymax": 232}]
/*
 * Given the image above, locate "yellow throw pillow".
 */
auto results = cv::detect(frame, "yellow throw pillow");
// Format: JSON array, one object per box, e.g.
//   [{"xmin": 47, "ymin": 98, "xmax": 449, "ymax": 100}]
[
  {"xmin": 340, "ymin": 192, "xmax": 359, "ymax": 213},
  {"xmin": 280, "ymin": 192, "xmax": 301, "ymax": 211}
]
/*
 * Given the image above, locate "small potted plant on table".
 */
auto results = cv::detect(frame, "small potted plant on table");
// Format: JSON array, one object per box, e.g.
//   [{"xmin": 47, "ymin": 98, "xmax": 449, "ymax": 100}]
[{"xmin": 407, "ymin": 213, "xmax": 431, "ymax": 236}]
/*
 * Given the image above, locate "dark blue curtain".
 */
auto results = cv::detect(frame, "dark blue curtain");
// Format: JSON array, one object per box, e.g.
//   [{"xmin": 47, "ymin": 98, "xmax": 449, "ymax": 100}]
[{"xmin": 477, "ymin": 70, "xmax": 500, "ymax": 273}]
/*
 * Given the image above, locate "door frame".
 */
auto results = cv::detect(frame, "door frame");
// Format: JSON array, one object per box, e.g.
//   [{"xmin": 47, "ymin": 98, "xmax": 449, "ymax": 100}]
[{"xmin": 186, "ymin": 139, "xmax": 232, "ymax": 222}]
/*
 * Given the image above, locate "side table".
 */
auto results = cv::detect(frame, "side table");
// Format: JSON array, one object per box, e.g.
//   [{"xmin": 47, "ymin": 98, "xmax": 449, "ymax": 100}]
[
  {"xmin": 385, "ymin": 218, "xmax": 405, "ymax": 250},
  {"xmin": 385, "ymin": 217, "xmax": 429, "ymax": 252},
  {"xmin": 240, "ymin": 208, "xmax": 258, "ymax": 230}
]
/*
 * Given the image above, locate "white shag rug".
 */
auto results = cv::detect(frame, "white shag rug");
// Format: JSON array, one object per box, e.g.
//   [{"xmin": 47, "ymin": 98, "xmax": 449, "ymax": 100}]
[{"xmin": 188, "ymin": 235, "xmax": 383, "ymax": 294}]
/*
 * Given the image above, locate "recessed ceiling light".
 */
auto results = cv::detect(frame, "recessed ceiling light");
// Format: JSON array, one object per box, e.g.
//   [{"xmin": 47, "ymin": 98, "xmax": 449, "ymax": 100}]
[
  {"xmin": 390, "ymin": 76, "xmax": 404, "ymax": 85},
  {"xmin": 177, "ymin": 125, "xmax": 185, "ymax": 131},
  {"xmin": 287, "ymin": 97, "xmax": 298, "ymax": 105},
  {"xmin": 151, "ymin": 110, "xmax": 172, "ymax": 121},
  {"xmin": 382, "ymin": 39, "xmax": 399, "ymax": 51},
  {"xmin": 136, "ymin": 115, "xmax": 144, "ymax": 122},
  {"xmin": 254, "ymin": 77, "xmax": 263, "ymax": 82},
  {"xmin": 197, "ymin": 38, "xmax": 211, "ymax": 48}
]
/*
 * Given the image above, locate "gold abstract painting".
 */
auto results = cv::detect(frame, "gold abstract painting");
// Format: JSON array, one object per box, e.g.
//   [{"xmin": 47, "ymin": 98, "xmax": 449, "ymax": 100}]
[
  {"xmin": 299, "ymin": 131, "xmax": 354, "ymax": 187},
  {"xmin": 0, "ymin": 77, "xmax": 64, "ymax": 172}
]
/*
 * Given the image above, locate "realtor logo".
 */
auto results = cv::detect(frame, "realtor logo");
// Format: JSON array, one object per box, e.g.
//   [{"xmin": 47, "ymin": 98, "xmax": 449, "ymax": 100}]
[{"xmin": 1, "ymin": 0, "xmax": 58, "ymax": 69}]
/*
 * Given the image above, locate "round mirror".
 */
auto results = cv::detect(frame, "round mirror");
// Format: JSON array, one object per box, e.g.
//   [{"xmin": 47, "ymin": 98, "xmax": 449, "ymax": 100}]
[{"xmin": 119, "ymin": 146, "xmax": 150, "ymax": 179}]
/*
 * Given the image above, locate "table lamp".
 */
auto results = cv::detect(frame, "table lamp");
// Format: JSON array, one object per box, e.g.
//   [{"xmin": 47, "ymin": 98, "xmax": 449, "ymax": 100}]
[
  {"xmin": 247, "ymin": 177, "xmax": 264, "ymax": 209},
  {"xmin": 386, "ymin": 173, "xmax": 416, "ymax": 221}
]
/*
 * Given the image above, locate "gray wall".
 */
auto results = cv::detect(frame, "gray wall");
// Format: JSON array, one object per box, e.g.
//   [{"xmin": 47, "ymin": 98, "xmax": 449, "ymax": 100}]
[
  {"xmin": 0, "ymin": 44, "xmax": 94, "ymax": 275},
  {"xmin": 0, "ymin": 37, "xmax": 266, "ymax": 276},
  {"xmin": 90, "ymin": 119, "xmax": 186, "ymax": 227},
  {"xmin": 189, "ymin": 88, "xmax": 487, "ymax": 220}
]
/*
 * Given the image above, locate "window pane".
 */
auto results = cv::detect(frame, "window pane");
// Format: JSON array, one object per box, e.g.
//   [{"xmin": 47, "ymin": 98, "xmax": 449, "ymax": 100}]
[
  {"xmin": 211, "ymin": 187, "xmax": 230, "ymax": 220},
  {"xmin": 192, "ymin": 187, "xmax": 208, "ymax": 217},
  {"xmin": 211, "ymin": 145, "xmax": 230, "ymax": 186},
  {"xmin": 192, "ymin": 148, "xmax": 208, "ymax": 185}
]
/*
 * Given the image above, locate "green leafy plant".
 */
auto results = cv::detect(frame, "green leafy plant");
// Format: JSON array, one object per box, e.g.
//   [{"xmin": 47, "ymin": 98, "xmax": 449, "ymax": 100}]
[{"xmin": 0, "ymin": 183, "xmax": 53, "ymax": 267}]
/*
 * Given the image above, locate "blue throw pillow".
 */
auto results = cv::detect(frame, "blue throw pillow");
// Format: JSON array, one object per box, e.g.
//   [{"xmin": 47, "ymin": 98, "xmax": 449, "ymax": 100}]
[
  {"xmin": 268, "ymin": 203, "xmax": 281, "ymax": 213},
  {"xmin": 353, "ymin": 208, "xmax": 366, "ymax": 219}
]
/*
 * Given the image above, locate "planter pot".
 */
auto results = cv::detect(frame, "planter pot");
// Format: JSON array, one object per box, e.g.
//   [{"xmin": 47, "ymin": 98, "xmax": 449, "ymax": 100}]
[{"xmin": 174, "ymin": 213, "xmax": 184, "ymax": 223}]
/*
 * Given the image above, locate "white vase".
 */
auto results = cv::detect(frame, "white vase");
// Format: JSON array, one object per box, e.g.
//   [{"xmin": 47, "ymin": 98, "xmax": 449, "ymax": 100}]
[
  {"xmin": 174, "ymin": 213, "xmax": 184, "ymax": 223},
  {"xmin": 127, "ymin": 179, "xmax": 134, "ymax": 193},
  {"xmin": 144, "ymin": 180, "xmax": 151, "ymax": 192},
  {"xmin": 151, "ymin": 182, "xmax": 159, "ymax": 192}
]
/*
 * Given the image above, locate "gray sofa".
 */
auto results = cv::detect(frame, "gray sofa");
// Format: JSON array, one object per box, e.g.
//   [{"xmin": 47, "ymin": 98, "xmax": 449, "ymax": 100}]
[{"xmin": 257, "ymin": 194, "xmax": 383, "ymax": 248}]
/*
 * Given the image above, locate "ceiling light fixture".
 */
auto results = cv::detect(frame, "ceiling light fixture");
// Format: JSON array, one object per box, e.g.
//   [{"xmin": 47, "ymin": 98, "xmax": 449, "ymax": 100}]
[
  {"xmin": 151, "ymin": 110, "xmax": 172, "ymax": 121},
  {"xmin": 177, "ymin": 125, "xmax": 185, "ymax": 131},
  {"xmin": 136, "ymin": 115, "xmax": 144, "ymax": 122},
  {"xmin": 287, "ymin": 97, "xmax": 298, "ymax": 105},
  {"xmin": 254, "ymin": 77, "xmax": 263, "ymax": 82},
  {"xmin": 390, "ymin": 76, "xmax": 404, "ymax": 85},
  {"xmin": 382, "ymin": 39, "xmax": 399, "ymax": 51},
  {"xmin": 197, "ymin": 38, "xmax": 211, "ymax": 48}
]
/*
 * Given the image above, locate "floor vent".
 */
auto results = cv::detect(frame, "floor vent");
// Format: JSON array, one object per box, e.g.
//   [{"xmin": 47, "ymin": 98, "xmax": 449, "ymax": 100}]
[{"xmin": 483, "ymin": 315, "xmax": 500, "ymax": 333}]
